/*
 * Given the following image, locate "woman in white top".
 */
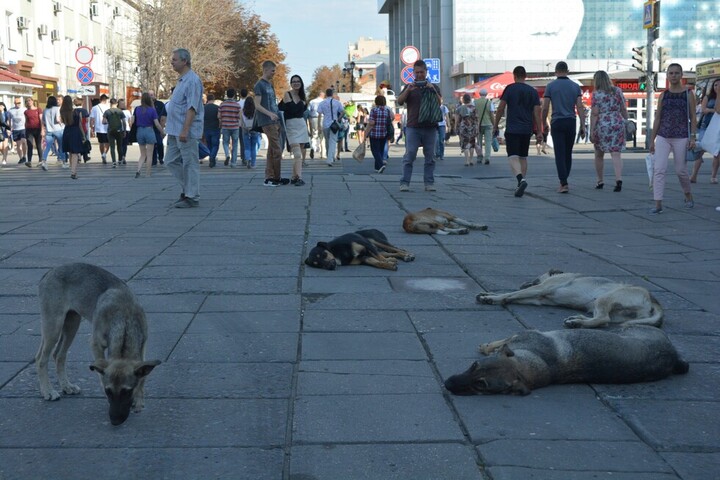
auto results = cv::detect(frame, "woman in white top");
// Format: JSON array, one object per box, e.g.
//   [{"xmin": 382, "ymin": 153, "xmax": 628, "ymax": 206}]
[{"xmin": 41, "ymin": 96, "xmax": 65, "ymax": 170}]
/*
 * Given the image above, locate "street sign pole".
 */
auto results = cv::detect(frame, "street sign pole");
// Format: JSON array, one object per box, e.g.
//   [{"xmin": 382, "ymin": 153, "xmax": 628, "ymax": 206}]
[{"xmin": 645, "ymin": 28, "xmax": 655, "ymax": 149}]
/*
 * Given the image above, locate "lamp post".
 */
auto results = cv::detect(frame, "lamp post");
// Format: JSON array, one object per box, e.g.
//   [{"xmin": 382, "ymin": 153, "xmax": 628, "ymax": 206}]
[{"xmin": 342, "ymin": 61, "xmax": 363, "ymax": 93}]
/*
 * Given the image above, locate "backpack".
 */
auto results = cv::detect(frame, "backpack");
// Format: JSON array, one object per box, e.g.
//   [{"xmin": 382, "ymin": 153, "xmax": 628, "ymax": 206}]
[{"xmin": 107, "ymin": 109, "xmax": 123, "ymax": 132}]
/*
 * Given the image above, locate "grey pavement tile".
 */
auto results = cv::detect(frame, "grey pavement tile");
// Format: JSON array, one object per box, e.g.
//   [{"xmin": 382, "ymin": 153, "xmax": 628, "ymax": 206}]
[
  {"xmin": 137, "ymin": 293, "xmax": 206, "ymax": 313},
  {"xmin": 149, "ymin": 253, "xmax": 301, "ymax": 266},
  {"xmin": 303, "ymin": 309, "xmax": 415, "ymax": 332},
  {"xmin": 166, "ymin": 235, "xmax": 305, "ymax": 254},
  {"xmin": 292, "ymin": 394, "xmax": 464, "ymax": 443},
  {"xmin": 608, "ymin": 399, "xmax": 720, "ymax": 450},
  {"xmin": 303, "ymin": 291, "xmax": 476, "ymax": 310},
  {"xmin": 0, "ymin": 333, "xmax": 38, "ymax": 362},
  {"xmin": 187, "ymin": 311, "xmax": 299, "ymax": 333},
  {"xmin": 487, "ymin": 468, "xmax": 679, "ymax": 480},
  {"xmin": 0, "ymin": 313, "xmax": 36, "ymax": 335},
  {"xmin": 144, "ymin": 312, "xmax": 194, "ymax": 333},
  {"xmin": 660, "ymin": 452, "xmax": 720, "ymax": 480},
  {"xmin": 290, "ymin": 443, "xmax": 484, "ymax": 480},
  {"xmin": 135, "ymin": 264, "xmax": 298, "ymax": 279},
  {"xmin": 662, "ymin": 310, "xmax": 720, "ymax": 335},
  {"xmin": 450, "ymin": 386, "xmax": 639, "ymax": 443},
  {"xmin": 390, "ymin": 275, "xmax": 478, "ymax": 292},
  {"xmin": 0, "ymin": 447, "xmax": 284, "ymax": 480},
  {"xmin": 169, "ymin": 333, "xmax": 299, "ymax": 362},
  {"xmin": 201, "ymin": 294, "xmax": 300, "ymax": 312},
  {"xmin": 301, "ymin": 276, "xmax": 391, "ymax": 293},
  {"xmin": 301, "ymin": 332, "xmax": 427, "ymax": 361},
  {"xmin": 479, "ymin": 439, "xmax": 675, "ymax": 474},
  {"xmin": 128, "ymin": 276, "xmax": 298, "ymax": 294},
  {"xmin": 0, "ymin": 362, "xmax": 26, "ymax": 387},
  {"xmin": 297, "ymin": 360, "xmax": 438, "ymax": 395},
  {"xmin": 409, "ymin": 310, "xmax": 521, "ymax": 333},
  {"xmin": 0, "ymin": 398, "xmax": 287, "ymax": 447},
  {"xmin": 670, "ymin": 334, "xmax": 720, "ymax": 363}
]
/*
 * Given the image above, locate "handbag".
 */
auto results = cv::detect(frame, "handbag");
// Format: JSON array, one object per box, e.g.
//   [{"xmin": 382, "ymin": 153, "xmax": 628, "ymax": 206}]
[
  {"xmin": 699, "ymin": 113, "xmax": 720, "ymax": 156},
  {"xmin": 329, "ymin": 99, "xmax": 341, "ymax": 133},
  {"xmin": 386, "ymin": 108, "xmax": 395, "ymax": 141},
  {"xmin": 686, "ymin": 91, "xmax": 696, "ymax": 162},
  {"xmin": 250, "ymin": 114, "xmax": 264, "ymax": 133},
  {"xmin": 352, "ymin": 141, "xmax": 366, "ymax": 163},
  {"xmin": 418, "ymin": 86, "xmax": 443, "ymax": 124},
  {"xmin": 127, "ymin": 112, "xmax": 138, "ymax": 144},
  {"xmin": 491, "ymin": 136, "xmax": 499, "ymax": 152},
  {"xmin": 645, "ymin": 153, "xmax": 654, "ymax": 189}
]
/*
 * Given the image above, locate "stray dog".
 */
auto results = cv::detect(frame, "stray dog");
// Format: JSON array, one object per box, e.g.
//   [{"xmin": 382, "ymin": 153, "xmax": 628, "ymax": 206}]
[
  {"xmin": 476, "ymin": 269, "xmax": 663, "ymax": 328},
  {"xmin": 444, "ymin": 326, "xmax": 689, "ymax": 396},
  {"xmin": 305, "ymin": 229, "xmax": 415, "ymax": 271},
  {"xmin": 402, "ymin": 208, "xmax": 488, "ymax": 235},
  {"xmin": 36, "ymin": 263, "xmax": 161, "ymax": 425}
]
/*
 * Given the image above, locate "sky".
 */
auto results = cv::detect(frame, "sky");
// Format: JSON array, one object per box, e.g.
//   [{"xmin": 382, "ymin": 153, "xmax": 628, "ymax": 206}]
[{"xmin": 245, "ymin": 0, "xmax": 389, "ymax": 83}]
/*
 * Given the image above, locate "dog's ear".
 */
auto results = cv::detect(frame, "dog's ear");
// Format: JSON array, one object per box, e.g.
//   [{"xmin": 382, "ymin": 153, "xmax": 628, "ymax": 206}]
[
  {"xmin": 134, "ymin": 360, "xmax": 161, "ymax": 378},
  {"xmin": 317, "ymin": 241, "xmax": 328, "ymax": 248},
  {"xmin": 90, "ymin": 359, "xmax": 109, "ymax": 374},
  {"xmin": 499, "ymin": 344, "xmax": 515, "ymax": 357},
  {"xmin": 510, "ymin": 379, "xmax": 531, "ymax": 396}
]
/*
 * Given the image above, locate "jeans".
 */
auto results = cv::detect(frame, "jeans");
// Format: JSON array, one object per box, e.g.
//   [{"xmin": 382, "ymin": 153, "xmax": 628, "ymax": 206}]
[
  {"xmin": 369, "ymin": 137, "xmax": 387, "ymax": 171},
  {"xmin": 436, "ymin": 125, "xmax": 446, "ymax": 159},
  {"xmin": 221, "ymin": 127, "xmax": 239, "ymax": 165},
  {"xmin": 401, "ymin": 126, "xmax": 437, "ymax": 186},
  {"xmin": 43, "ymin": 130, "xmax": 65, "ymax": 162},
  {"xmin": 323, "ymin": 126, "xmax": 339, "ymax": 164},
  {"xmin": 477, "ymin": 125, "xmax": 493, "ymax": 160},
  {"xmin": 204, "ymin": 128, "xmax": 221, "ymax": 161},
  {"xmin": 243, "ymin": 130, "xmax": 260, "ymax": 167},
  {"xmin": 550, "ymin": 118, "xmax": 577, "ymax": 186},
  {"xmin": 165, "ymin": 135, "xmax": 200, "ymax": 200}
]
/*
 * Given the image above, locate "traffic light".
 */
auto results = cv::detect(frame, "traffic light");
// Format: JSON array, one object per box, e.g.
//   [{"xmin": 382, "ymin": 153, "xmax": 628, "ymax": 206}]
[
  {"xmin": 658, "ymin": 47, "xmax": 670, "ymax": 71},
  {"xmin": 632, "ymin": 46, "xmax": 646, "ymax": 72},
  {"xmin": 639, "ymin": 75, "xmax": 648, "ymax": 91}
]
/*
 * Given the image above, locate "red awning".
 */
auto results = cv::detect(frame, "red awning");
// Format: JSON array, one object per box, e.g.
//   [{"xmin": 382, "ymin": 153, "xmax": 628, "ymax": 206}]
[
  {"xmin": 0, "ymin": 69, "xmax": 43, "ymax": 87},
  {"xmin": 454, "ymin": 72, "xmax": 515, "ymax": 99}
]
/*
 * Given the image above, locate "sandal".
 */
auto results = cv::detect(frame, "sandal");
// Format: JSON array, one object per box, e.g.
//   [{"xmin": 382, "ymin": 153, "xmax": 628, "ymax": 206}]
[
  {"xmin": 595, "ymin": 181, "xmax": 604, "ymax": 189},
  {"xmin": 712, "ymin": 177, "xmax": 718, "ymax": 184},
  {"xmin": 613, "ymin": 180, "xmax": 623, "ymax": 192}
]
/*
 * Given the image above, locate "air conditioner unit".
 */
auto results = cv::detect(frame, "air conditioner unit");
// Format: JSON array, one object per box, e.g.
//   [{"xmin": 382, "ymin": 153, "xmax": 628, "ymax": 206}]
[
  {"xmin": 51, "ymin": 30, "xmax": 60, "ymax": 42},
  {"xmin": 113, "ymin": 7, "xmax": 120, "ymax": 18},
  {"xmin": 53, "ymin": 1, "xmax": 62, "ymax": 14},
  {"xmin": 90, "ymin": 3, "xmax": 99, "ymax": 18},
  {"xmin": 17, "ymin": 17, "xmax": 29, "ymax": 30},
  {"xmin": 38, "ymin": 24, "xmax": 48, "ymax": 36}
]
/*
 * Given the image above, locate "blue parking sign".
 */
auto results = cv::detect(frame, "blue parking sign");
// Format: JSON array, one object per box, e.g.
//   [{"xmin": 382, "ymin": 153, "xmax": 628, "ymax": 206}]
[{"xmin": 424, "ymin": 58, "xmax": 440, "ymax": 84}]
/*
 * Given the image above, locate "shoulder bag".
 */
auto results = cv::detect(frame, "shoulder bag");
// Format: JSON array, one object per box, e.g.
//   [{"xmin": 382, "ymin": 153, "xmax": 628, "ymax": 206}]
[
  {"xmin": 385, "ymin": 107, "xmax": 395, "ymax": 141},
  {"xmin": 329, "ymin": 99, "xmax": 341, "ymax": 134}
]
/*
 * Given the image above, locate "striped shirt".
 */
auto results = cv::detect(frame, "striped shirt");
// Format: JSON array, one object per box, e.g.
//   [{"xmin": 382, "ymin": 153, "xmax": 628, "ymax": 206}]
[{"xmin": 218, "ymin": 100, "xmax": 241, "ymax": 129}]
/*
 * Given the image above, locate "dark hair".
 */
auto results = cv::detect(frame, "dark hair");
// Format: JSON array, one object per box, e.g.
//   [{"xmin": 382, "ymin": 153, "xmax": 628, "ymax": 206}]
[
  {"xmin": 555, "ymin": 61, "xmax": 569, "ymax": 73},
  {"xmin": 226, "ymin": 88, "xmax": 236, "ymax": 99},
  {"xmin": 289, "ymin": 75, "xmax": 306, "ymax": 102},
  {"xmin": 45, "ymin": 96, "xmax": 58, "ymax": 109},
  {"xmin": 375, "ymin": 95, "xmax": 387, "ymax": 107},
  {"xmin": 413, "ymin": 60, "xmax": 426, "ymax": 69},
  {"xmin": 667, "ymin": 63, "xmax": 683, "ymax": 73},
  {"xmin": 708, "ymin": 79, "xmax": 719, "ymax": 100},
  {"xmin": 141, "ymin": 92, "xmax": 153, "ymax": 108},
  {"xmin": 207, "ymin": 93, "xmax": 215, "ymax": 102},
  {"xmin": 240, "ymin": 88, "xmax": 248, "ymax": 98},
  {"xmin": 513, "ymin": 66, "xmax": 527, "ymax": 78},
  {"xmin": 325, "ymin": 88, "xmax": 334, "ymax": 97},
  {"xmin": 60, "ymin": 95, "xmax": 75, "ymax": 126},
  {"xmin": 243, "ymin": 96, "xmax": 255, "ymax": 118},
  {"xmin": 0, "ymin": 101, "xmax": 6, "ymax": 111},
  {"xmin": 100, "ymin": 94, "xmax": 109, "ymax": 101}
]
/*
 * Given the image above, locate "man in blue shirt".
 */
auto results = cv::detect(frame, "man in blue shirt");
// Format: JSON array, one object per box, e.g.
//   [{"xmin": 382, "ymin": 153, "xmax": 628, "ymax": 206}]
[
  {"xmin": 165, "ymin": 48, "xmax": 204, "ymax": 208},
  {"xmin": 542, "ymin": 61, "xmax": 586, "ymax": 193}
]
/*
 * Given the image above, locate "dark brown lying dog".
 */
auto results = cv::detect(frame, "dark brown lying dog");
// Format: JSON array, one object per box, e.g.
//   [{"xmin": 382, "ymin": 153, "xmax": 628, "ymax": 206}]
[
  {"xmin": 403, "ymin": 208, "xmax": 488, "ymax": 235},
  {"xmin": 444, "ymin": 326, "xmax": 688, "ymax": 396},
  {"xmin": 305, "ymin": 229, "xmax": 415, "ymax": 271}
]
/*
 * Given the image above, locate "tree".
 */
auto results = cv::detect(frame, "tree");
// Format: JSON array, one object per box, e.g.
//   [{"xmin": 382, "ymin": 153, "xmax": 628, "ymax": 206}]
[{"xmin": 307, "ymin": 65, "xmax": 345, "ymax": 99}]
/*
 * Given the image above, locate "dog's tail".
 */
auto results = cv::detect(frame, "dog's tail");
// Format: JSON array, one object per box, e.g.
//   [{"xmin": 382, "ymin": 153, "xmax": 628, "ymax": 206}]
[
  {"xmin": 673, "ymin": 358, "xmax": 690, "ymax": 375},
  {"xmin": 645, "ymin": 297, "xmax": 664, "ymax": 328}
]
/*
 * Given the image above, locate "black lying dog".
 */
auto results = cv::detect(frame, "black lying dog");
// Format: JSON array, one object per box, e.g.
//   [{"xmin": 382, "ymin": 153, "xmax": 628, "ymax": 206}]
[{"xmin": 305, "ymin": 229, "xmax": 415, "ymax": 271}]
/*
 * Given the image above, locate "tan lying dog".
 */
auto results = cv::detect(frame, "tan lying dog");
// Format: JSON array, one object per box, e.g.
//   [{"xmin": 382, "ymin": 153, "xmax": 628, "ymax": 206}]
[
  {"xmin": 444, "ymin": 326, "xmax": 689, "ymax": 395},
  {"xmin": 36, "ymin": 263, "xmax": 161, "ymax": 425},
  {"xmin": 476, "ymin": 270, "xmax": 663, "ymax": 328},
  {"xmin": 403, "ymin": 208, "xmax": 488, "ymax": 235}
]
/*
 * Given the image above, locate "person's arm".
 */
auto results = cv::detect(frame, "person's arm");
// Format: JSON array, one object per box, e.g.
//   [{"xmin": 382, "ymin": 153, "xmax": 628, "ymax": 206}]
[
  {"xmin": 396, "ymin": 85, "xmax": 413, "ymax": 106},
  {"xmin": 576, "ymin": 96, "xmax": 586, "ymax": 138},
  {"xmin": 533, "ymin": 104, "xmax": 542, "ymax": 141},
  {"xmin": 153, "ymin": 117, "xmax": 165, "ymax": 135},
  {"xmin": 688, "ymin": 92, "xmax": 698, "ymax": 150},
  {"xmin": 541, "ymin": 97, "xmax": 550, "ymax": 128},
  {"xmin": 102, "ymin": 111, "xmax": 108, "ymax": 125},
  {"xmin": 492, "ymin": 100, "xmax": 506, "ymax": 132},
  {"xmin": 254, "ymin": 94, "xmax": 278, "ymax": 122}
]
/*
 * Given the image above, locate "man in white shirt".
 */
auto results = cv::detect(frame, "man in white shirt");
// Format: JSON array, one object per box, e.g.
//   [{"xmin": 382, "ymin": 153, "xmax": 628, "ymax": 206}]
[
  {"xmin": 316, "ymin": 89, "xmax": 346, "ymax": 166},
  {"xmin": 8, "ymin": 97, "xmax": 28, "ymax": 165},
  {"xmin": 90, "ymin": 94, "xmax": 110, "ymax": 163}
]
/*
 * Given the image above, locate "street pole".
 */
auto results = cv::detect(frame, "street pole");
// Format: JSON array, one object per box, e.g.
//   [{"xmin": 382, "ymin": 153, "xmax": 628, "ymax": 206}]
[{"xmin": 645, "ymin": 28, "xmax": 655, "ymax": 149}]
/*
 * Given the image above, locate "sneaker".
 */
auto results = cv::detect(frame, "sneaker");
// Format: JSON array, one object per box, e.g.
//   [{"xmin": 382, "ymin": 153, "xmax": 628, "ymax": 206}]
[
  {"xmin": 684, "ymin": 200, "xmax": 694, "ymax": 209},
  {"xmin": 425, "ymin": 184, "xmax": 436, "ymax": 192},
  {"xmin": 294, "ymin": 178, "xmax": 305, "ymax": 186},
  {"xmin": 25, "ymin": 161, "xmax": 32, "ymax": 168},
  {"xmin": 514, "ymin": 180, "xmax": 528, "ymax": 197},
  {"xmin": 400, "ymin": 184, "xmax": 409, "ymax": 192},
  {"xmin": 40, "ymin": 162, "xmax": 48, "ymax": 171},
  {"xmin": 112, "ymin": 162, "xmax": 117, "ymax": 168},
  {"xmin": 278, "ymin": 178, "xmax": 291, "ymax": 185},
  {"xmin": 264, "ymin": 179, "xmax": 279, "ymax": 187},
  {"xmin": 18, "ymin": 157, "xmax": 26, "ymax": 164},
  {"xmin": 224, "ymin": 157, "xmax": 230, "ymax": 166},
  {"xmin": 61, "ymin": 162, "xmax": 69, "ymax": 169},
  {"xmin": 175, "ymin": 197, "xmax": 199, "ymax": 208},
  {"xmin": 1, "ymin": 160, "xmax": 6, "ymax": 166},
  {"xmin": 102, "ymin": 155, "xmax": 107, "ymax": 164},
  {"xmin": 557, "ymin": 185, "xmax": 569, "ymax": 193},
  {"xmin": 377, "ymin": 165, "xmax": 386, "ymax": 174},
  {"xmin": 135, "ymin": 172, "xmax": 140, "ymax": 178},
  {"xmin": 648, "ymin": 207, "xmax": 663, "ymax": 215},
  {"xmin": 241, "ymin": 159, "xmax": 247, "ymax": 166},
  {"xmin": 484, "ymin": 159, "xmax": 490, "ymax": 165}
]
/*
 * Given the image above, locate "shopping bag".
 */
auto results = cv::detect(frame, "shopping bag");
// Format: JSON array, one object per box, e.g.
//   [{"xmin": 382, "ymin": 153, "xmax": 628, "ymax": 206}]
[
  {"xmin": 645, "ymin": 153, "xmax": 654, "ymax": 190},
  {"xmin": 699, "ymin": 112, "xmax": 720, "ymax": 157},
  {"xmin": 352, "ymin": 141, "xmax": 366, "ymax": 163},
  {"xmin": 491, "ymin": 136, "xmax": 499, "ymax": 152}
]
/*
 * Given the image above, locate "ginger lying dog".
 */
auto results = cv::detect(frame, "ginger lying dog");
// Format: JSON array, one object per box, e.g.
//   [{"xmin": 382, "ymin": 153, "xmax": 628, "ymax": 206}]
[
  {"xmin": 402, "ymin": 208, "xmax": 488, "ymax": 235},
  {"xmin": 476, "ymin": 269, "xmax": 663, "ymax": 328},
  {"xmin": 36, "ymin": 263, "xmax": 161, "ymax": 425},
  {"xmin": 444, "ymin": 326, "xmax": 689, "ymax": 396},
  {"xmin": 305, "ymin": 229, "xmax": 415, "ymax": 271}
]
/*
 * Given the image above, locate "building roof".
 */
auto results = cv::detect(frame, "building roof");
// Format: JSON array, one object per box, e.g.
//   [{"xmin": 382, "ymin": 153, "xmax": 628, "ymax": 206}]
[{"xmin": 0, "ymin": 68, "xmax": 43, "ymax": 87}]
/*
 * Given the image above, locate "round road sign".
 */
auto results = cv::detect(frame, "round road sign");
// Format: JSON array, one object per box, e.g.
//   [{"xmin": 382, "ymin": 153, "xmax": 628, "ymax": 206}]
[
  {"xmin": 400, "ymin": 46, "xmax": 420, "ymax": 65},
  {"xmin": 75, "ymin": 46, "xmax": 94, "ymax": 65},
  {"xmin": 401, "ymin": 66, "xmax": 415, "ymax": 84},
  {"xmin": 77, "ymin": 66, "xmax": 95, "ymax": 85}
]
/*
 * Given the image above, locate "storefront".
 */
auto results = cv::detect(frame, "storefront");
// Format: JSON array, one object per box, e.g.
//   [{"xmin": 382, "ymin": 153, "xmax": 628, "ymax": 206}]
[{"xmin": 0, "ymin": 68, "xmax": 42, "ymax": 106}]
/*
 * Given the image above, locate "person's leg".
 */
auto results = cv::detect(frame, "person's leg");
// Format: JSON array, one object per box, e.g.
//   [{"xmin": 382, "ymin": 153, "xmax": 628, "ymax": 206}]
[
  {"xmin": 324, "ymin": 127, "xmax": 337, "ymax": 166},
  {"xmin": 670, "ymin": 138, "xmax": 693, "ymax": 203},
  {"xmin": 563, "ymin": 118, "xmax": 576, "ymax": 181},
  {"xmin": 108, "ymin": 132, "xmax": 118, "ymax": 165},
  {"xmin": 652, "ymin": 136, "xmax": 671, "ymax": 209},
  {"xmin": 263, "ymin": 124, "xmax": 282, "ymax": 180},
  {"xmin": 177, "ymin": 138, "xmax": 200, "ymax": 200},
  {"xmin": 42, "ymin": 133, "xmax": 54, "ymax": 162},
  {"xmin": 421, "ymin": 127, "xmax": 437, "ymax": 186},
  {"xmin": 370, "ymin": 137, "xmax": 385, "ymax": 171},
  {"xmin": 594, "ymin": 147, "xmax": 605, "ymax": 185},
  {"xmin": 230, "ymin": 128, "xmax": 239, "ymax": 166},
  {"xmin": 221, "ymin": 128, "xmax": 230, "ymax": 163},
  {"xmin": 711, "ymin": 155, "xmax": 719, "ymax": 182},
  {"xmin": 290, "ymin": 144, "xmax": 303, "ymax": 181},
  {"xmin": 436, "ymin": 125, "xmax": 446, "ymax": 159},
  {"xmin": 610, "ymin": 151, "xmax": 623, "ymax": 182},
  {"xmin": 238, "ymin": 126, "xmax": 246, "ymax": 164},
  {"xmin": 137, "ymin": 144, "xmax": 147, "ymax": 174},
  {"xmin": 145, "ymin": 144, "xmax": 155, "ymax": 176},
  {"xmin": 690, "ymin": 155, "xmax": 703, "ymax": 182},
  {"xmin": 26, "ymin": 130, "xmax": 36, "ymax": 164},
  {"xmin": 69, "ymin": 153, "xmax": 78, "ymax": 177},
  {"xmin": 483, "ymin": 125, "xmax": 493, "ymax": 163},
  {"xmin": 164, "ymin": 136, "xmax": 186, "ymax": 195},
  {"xmin": 401, "ymin": 127, "xmax": 420, "ymax": 186}
]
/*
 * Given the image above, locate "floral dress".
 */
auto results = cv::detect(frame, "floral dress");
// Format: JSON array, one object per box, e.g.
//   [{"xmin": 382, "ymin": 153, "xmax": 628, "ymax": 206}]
[
  {"xmin": 591, "ymin": 87, "xmax": 625, "ymax": 152},
  {"xmin": 457, "ymin": 103, "xmax": 478, "ymax": 151}
]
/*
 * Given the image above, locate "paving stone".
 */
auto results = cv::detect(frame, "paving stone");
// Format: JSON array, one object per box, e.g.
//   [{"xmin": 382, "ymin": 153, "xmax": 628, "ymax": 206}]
[
  {"xmin": 303, "ymin": 309, "xmax": 415, "ymax": 332},
  {"xmin": 169, "ymin": 333, "xmax": 299, "ymax": 362},
  {"xmin": 186, "ymin": 311, "xmax": 299, "ymax": 333},
  {"xmin": 301, "ymin": 332, "xmax": 427, "ymax": 360},
  {"xmin": 660, "ymin": 452, "xmax": 720, "ymax": 480}
]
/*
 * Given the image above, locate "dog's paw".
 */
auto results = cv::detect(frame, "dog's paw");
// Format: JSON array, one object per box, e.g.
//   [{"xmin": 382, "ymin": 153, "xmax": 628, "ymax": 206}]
[
  {"xmin": 476, "ymin": 293, "xmax": 496, "ymax": 304},
  {"xmin": 61, "ymin": 383, "xmax": 82, "ymax": 395},
  {"xmin": 563, "ymin": 317, "xmax": 584, "ymax": 329},
  {"xmin": 478, "ymin": 343, "xmax": 493, "ymax": 355},
  {"xmin": 42, "ymin": 389, "xmax": 62, "ymax": 401},
  {"xmin": 403, "ymin": 253, "xmax": 416, "ymax": 262},
  {"xmin": 459, "ymin": 228, "xmax": 470, "ymax": 235}
]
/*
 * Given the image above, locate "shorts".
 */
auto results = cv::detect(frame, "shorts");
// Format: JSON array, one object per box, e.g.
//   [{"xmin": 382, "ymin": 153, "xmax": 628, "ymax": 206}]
[
  {"xmin": 96, "ymin": 133, "xmax": 109, "ymax": 143},
  {"xmin": 137, "ymin": 126, "xmax": 157, "ymax": 145},
  {"xmin": 504, "ymin": 132, "xmax": 532, "ymax": 158},
  {"xmin": 12, "ymin": 130, "xmax": 26, "ymax": 141}
]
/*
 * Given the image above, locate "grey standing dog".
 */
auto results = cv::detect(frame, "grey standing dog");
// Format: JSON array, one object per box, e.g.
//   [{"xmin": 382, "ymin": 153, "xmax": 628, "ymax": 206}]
[
  {"xmin": 36, "ymin": 263, "xmax": 161, "ymax": 425},
  {"xmin": 444, "ymin": 326, "xmax": 689, "ymax": 396}
]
